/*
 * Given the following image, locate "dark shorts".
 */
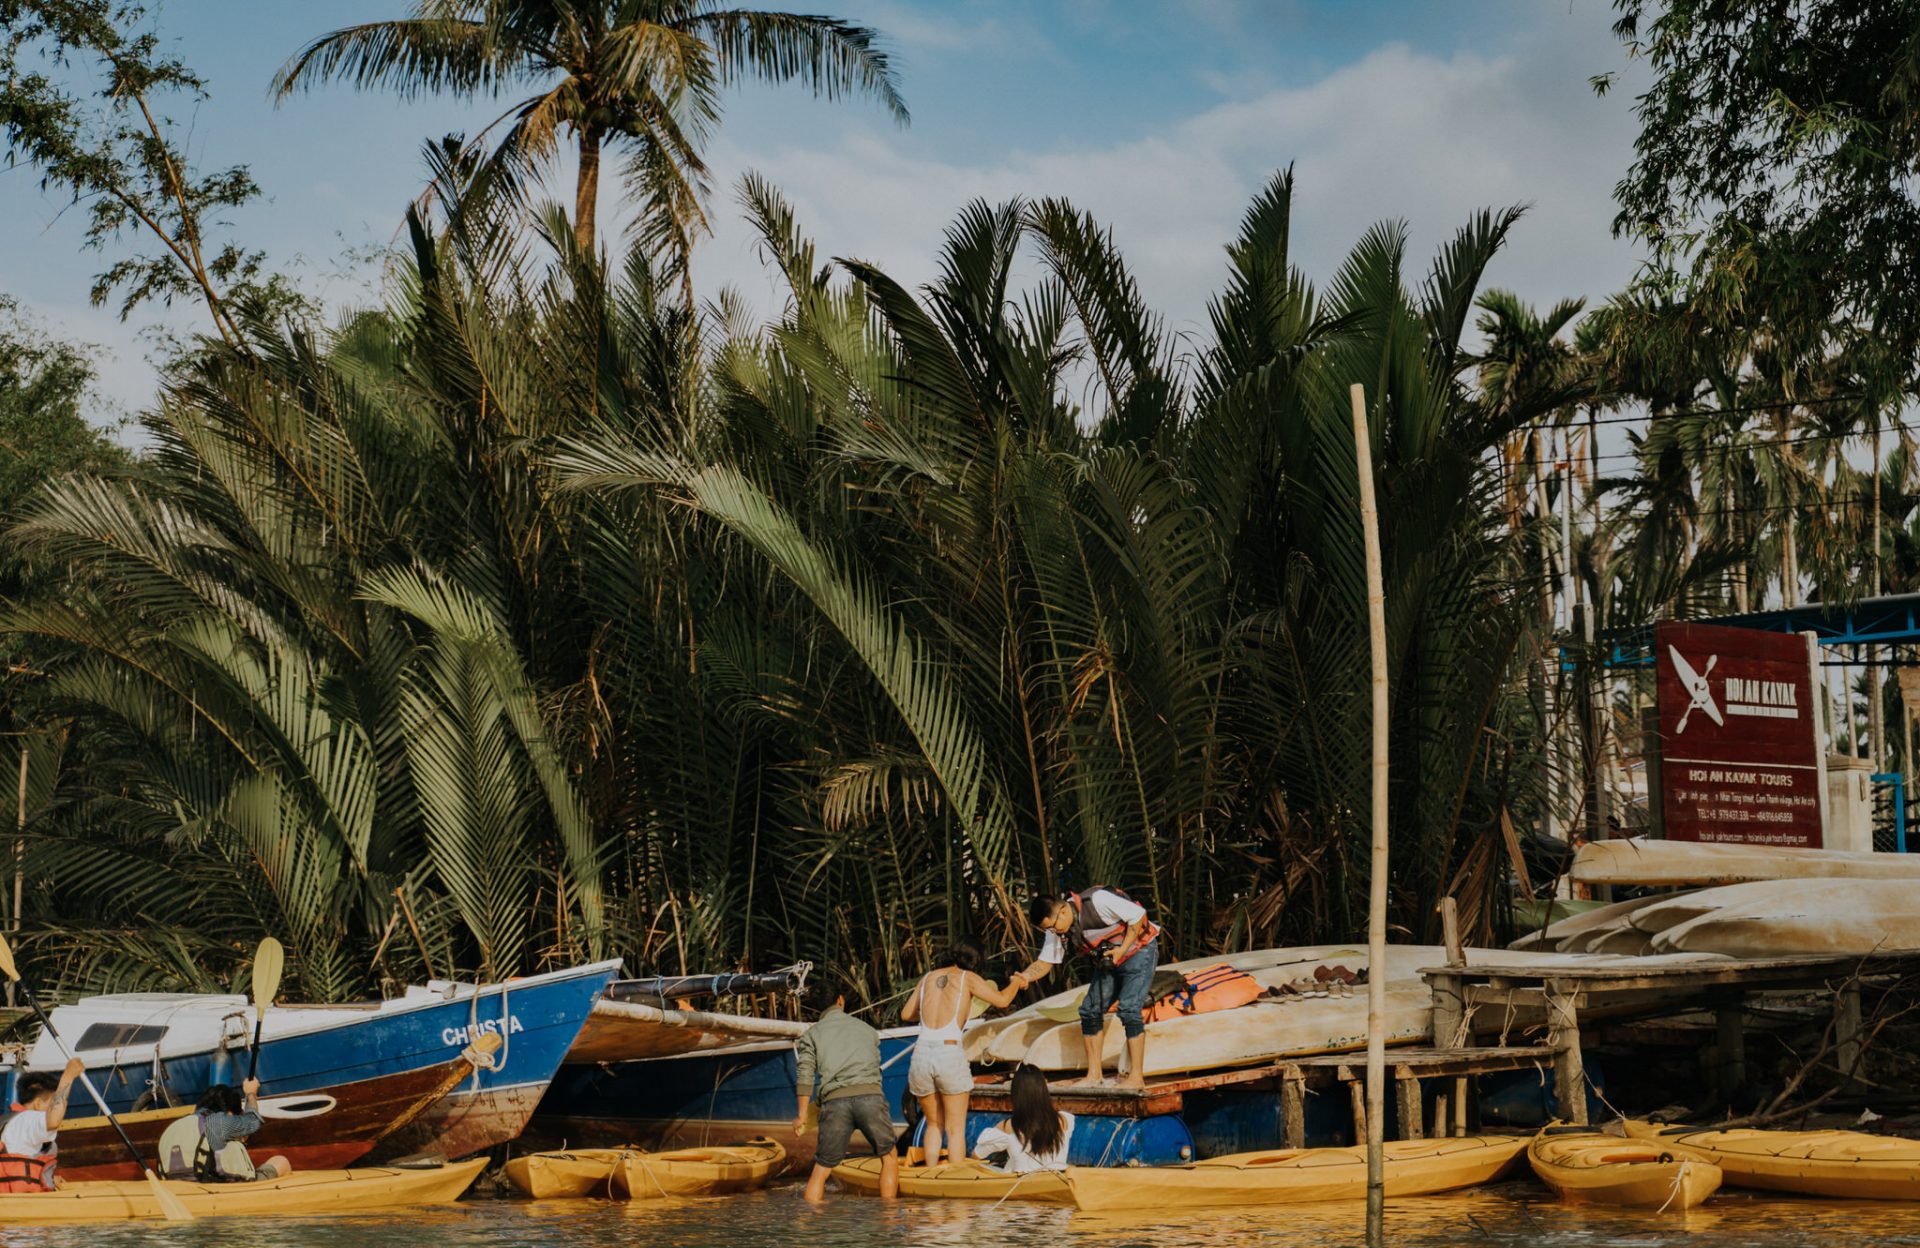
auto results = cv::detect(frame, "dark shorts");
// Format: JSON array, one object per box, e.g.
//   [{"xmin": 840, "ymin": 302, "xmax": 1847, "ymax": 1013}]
[{"xmin": 815, "ymin": 1093, "xmax": 897, "ymax": 1168}]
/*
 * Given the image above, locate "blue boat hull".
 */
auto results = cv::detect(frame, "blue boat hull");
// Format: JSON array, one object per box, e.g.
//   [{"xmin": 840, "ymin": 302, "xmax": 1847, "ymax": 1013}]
[
  {"xmin": 41, "ymin": 961, "xmax": 618, "ymax": 1160},
  {"xmin": 534, "ymin": 1032, "xmax": 1193, "ymax": 1170}
]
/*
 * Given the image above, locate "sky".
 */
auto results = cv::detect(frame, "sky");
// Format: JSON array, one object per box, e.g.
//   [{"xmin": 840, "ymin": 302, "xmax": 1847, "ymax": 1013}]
[{"xmin": 0, "ymin": 0, "xmax": 1651, "ymax": 422}]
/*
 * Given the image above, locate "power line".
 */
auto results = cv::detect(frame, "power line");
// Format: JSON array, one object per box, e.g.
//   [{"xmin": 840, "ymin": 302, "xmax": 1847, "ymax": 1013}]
[{"xmin": 1517, "ymin": 391, "xmax": 1908, "ymax": 430}]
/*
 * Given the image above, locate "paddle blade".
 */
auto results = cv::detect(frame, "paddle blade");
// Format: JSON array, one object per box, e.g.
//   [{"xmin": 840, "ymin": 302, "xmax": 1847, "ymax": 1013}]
[
  {"xmin": 251, "ymin": 937, "xmax": 285, "ymax": 1018},
  {"xmin": 146, "ymin": 1168, "xmax": 193, "ymax": 1221},
  {"xmin": 0, "ymin": 930, "xmax": 18, "ymax": 984}
]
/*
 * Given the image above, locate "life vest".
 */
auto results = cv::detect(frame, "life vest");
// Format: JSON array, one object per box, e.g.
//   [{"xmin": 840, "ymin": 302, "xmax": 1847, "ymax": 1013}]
[
  {"xmin": 1069, "ymin": 887, "xmax": 1160, "ymax": 965},
  {"xmin": 1142, "ymin": 964, "xmax": 1263, "ymax": 1024},
  {"xmin": 157, "ymin": 1112, "xmax": 256, "ymax": 1183},
  {"xmin": 0, "ymin": 1112, "xmax": 55, "ymax": 1193}
]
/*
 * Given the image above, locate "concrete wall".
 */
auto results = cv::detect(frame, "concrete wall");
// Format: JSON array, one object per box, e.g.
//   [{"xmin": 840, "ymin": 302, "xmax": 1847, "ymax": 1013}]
[{"xmin": 1825, "ymin": 754, "xmax": 1876, "ymax": 853}]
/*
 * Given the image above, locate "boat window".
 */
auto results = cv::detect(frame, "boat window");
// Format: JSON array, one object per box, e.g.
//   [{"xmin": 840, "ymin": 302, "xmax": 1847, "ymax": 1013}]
[{"xmin": 74, "ymin": 1023, "xmax": 167, "ymax": 1050}]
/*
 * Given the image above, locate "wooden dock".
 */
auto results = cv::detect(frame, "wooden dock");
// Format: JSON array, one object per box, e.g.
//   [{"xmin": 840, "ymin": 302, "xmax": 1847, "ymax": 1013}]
[
  {"xmin": 969, "ymin": 1044, "xmax": 1557, "ymax": 1146},
  {"xmin": 967, "ymin": 936, "xmax": 1920, "ymax": 1147},
  {"xmin": 1422, "ymin": 950, "xmax": 1920, "ymax": 1126}
]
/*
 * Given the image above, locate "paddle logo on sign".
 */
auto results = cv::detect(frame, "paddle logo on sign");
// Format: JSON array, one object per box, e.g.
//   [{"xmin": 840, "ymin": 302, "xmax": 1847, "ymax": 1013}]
[
  {"xmin": 1655, "ymin": 621, "xmax": 1824, "ymax": 848},
  {"xmin": 1667, "ymin": 647, "xmax": 1722, "ymax": 733}
]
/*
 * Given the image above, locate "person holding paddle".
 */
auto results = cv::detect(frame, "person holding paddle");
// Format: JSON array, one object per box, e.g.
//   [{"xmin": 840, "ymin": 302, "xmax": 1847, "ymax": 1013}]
[
  {"xmin": 158, "ymin": 1080, "xmax": 291, "ymax": 1182},
  {"xmin": 0, "ymin": 1058, "xmax": 86, "ymax": 1191},
  {"xmin": 0, "ymin": 930, "xmax": 194, "ymax": 1219},
  {"xmin": 897, "ymin": 936, "xmax": 1022, "ymax": 1168},
  {"xmin": 1013, "ymin": 887, "xmax": 1160, "ymax": 1090}
]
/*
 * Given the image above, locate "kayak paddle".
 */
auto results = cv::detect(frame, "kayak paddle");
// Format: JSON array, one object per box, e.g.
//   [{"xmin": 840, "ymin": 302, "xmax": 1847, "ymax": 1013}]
[
  {"xmin": 0, "ymin": 931, "xmax": 194, "ymax": 1221},
  {"xmin": 247, "ymin": 937, "xmax": 284, "ymax": 1081}
]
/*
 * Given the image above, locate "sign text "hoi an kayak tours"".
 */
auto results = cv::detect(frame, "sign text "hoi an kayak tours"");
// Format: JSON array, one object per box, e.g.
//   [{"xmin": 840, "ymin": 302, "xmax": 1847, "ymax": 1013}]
[{"xmin": 1655, "ymin": 621, "xmax": 1825, "ymax": 848}]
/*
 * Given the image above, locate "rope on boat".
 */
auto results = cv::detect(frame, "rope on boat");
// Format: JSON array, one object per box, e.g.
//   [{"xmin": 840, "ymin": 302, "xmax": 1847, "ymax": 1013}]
[
  {"xmin": 462, "ymin": 977, "xmax": 510, "ymax": 1088},
  {"xmin": 1656, "ymin": 1157, "xmax": 1693, "ymax": 1213}
]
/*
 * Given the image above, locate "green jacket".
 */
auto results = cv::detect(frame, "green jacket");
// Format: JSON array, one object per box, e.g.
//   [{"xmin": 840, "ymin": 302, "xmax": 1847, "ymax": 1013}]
[{"xmin": 795, "ymin": 1005, "xmax": 884, "ymax": 1103}]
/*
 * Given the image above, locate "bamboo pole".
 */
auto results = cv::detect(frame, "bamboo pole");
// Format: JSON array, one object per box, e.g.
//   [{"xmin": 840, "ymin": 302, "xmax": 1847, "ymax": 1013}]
[
  {"xmin": 10, "ymin": 744, "xmax": 22, "ymax": 1010},
  {"xmin": 1351, "ymin": 383, "xmax": 1389, "ymax": 1244}
]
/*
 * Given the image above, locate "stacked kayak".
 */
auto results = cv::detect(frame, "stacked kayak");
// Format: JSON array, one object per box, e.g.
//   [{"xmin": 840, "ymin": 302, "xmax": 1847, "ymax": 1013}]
[
  {"xmin": 504, "ymin": 1140, "xmax": 785, "ymax": 1199},
  {"xmin": 0, "ymin": 1159, "xmax": 486, "ymax": 1222},
  {"xmin": 1571, "ymin": 837, "xmax": 1920, "ymax": 888},
  {"xmin": 1063, "ymin": 1136, "xmax": 1527, "ymax": 1212},
  {"xmin": 1528, "ymin": 1133, "xmax": 1721, "ymax": 1210},
  {"xmin": 833, "ymin": 1157, "xmax": 1073, "ymax": 1204},
  {"xmin": 1625, "ymin": 1121, "xmax": 1920, "ymax": 1199}
]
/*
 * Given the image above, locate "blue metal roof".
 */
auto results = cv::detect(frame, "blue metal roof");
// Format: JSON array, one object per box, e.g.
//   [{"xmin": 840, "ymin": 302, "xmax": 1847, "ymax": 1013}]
[{"xmin": 1604, "ymin": 593, "xmax": 1920, "ymax": 667}]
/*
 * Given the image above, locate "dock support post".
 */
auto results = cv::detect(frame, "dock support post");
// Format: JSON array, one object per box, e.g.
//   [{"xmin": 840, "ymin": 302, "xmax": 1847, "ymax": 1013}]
[
  {"xmin": 1430, "ymin": 974, "xmax": 1466, "ymax": 1051},
  {"xmin": 1835, "ymin": 983, "xmax": 1864, "ymax": 1081},
  {"xmin": 1715, "ymin": 999, "xmax": 1747, "ymax": 1100},
  {"xmin": 1432, "ymin": 1091, "xmax": 1449, "ymax": 1141},
  {"xmin": 1545, "ymin": 979, "xmax": 1587, "ymax": 1126},
  {"xmin": 1346, "ymin": 1071, "xmax": 1367, "ymax": 1145},
  {"xmin": 1395, "ymin": 1067, "xmax": 1423, "ymax": 1141},
  {"xmin": 1281, "ymin": 1065, "xmax": 1307, "ymax": 1149}
]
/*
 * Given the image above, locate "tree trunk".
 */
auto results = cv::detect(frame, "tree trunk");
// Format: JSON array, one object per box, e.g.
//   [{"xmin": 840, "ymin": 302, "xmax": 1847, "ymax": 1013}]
[{"xmin": 574, "ymin": 126, "xmax": 603, "ymax": 256}]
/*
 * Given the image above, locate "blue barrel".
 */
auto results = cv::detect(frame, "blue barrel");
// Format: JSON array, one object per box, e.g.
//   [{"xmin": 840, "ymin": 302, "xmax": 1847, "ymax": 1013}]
[{"xmin": 912, "ymin": 1110, "xmax": 1193, "ymax": 1166}]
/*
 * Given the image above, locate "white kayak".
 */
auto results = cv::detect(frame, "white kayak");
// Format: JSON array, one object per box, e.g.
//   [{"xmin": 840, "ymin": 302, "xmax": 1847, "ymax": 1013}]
[
  {"xmin": 1510, "ymin": 892, "xmax": 1687, "ymax": 953},
  {"xmin": 1650, "ymin": 879, "xmax": 1920, "ymax": 958},
  {"xmin": 983, "ymin": 945, "xmax": 1728, "ymax": 1077},
  {"xmin": 965, "ymin": 945, "xmax": 1370, "ymax": 1065},
  {"xmin": 1570, "ymin": 838, "xmax": 1920, "ymax": 888}
]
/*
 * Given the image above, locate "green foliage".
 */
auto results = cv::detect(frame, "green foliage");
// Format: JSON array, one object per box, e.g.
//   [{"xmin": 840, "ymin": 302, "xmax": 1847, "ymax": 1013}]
[
  {"xmin": 0, "ymin": 1, "xmax": 306, "ymax": 347},
  {"xmin": 1606, "ymin": 0, "xmax": 1920, "ymax": 351},
  {"xmin": 0, "ymin": 298, "xmax": 121, "ymax": 521},
  {"xmin": 274, "ymin": 0, "xmax": 907, "ymax": 289},
  {"xmin": 0, "ymin": 164, "xmax": 1597, "ymax": 1002}
]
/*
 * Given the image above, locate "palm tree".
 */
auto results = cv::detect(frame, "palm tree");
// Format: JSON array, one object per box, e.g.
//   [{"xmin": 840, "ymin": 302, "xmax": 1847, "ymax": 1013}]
[{"xmin": 273, "ymin": 0, "xmax": 906, "ymax": 289}]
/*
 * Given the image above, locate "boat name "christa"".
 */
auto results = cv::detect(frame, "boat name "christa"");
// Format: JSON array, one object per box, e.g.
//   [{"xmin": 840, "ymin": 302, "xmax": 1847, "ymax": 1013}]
[{"xmin": 442, "ymin": 1016, "xmax": 525, "ymax": 1046}]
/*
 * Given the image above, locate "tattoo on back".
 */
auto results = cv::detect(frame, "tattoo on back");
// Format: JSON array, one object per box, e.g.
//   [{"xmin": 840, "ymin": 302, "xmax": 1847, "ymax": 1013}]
[{"xmin": 933, "ymin": 973, "xmax": 949, "ymax": 991}]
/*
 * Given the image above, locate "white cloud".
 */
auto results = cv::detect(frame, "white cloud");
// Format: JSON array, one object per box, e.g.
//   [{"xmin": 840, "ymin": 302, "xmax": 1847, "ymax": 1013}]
[{"xmin": 689, "ymin": 36, "xmax": 1645, "ymax": 348}]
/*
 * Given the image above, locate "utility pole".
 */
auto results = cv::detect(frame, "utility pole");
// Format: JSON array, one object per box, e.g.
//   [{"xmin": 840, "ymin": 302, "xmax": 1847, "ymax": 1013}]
[
  {"xmin": 1351, "ymin": 384, "xmax": 1389, "ymax": 1248},
  {"xmin": 1562, "ymin": 444, "xmax": 1578, "ymax": 842},
  {"xmin": 1536, "ymin": 428, "xmax": 1560, "ymax": 841},
  {"xmin": 1870, "ymin": 423, "xmax": 1885, "ymax": 771}
]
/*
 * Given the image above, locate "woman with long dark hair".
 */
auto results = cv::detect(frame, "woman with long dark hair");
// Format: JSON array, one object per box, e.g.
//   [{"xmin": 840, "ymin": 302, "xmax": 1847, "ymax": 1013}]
[
  {"xmin": 899, "ymin": 936, "xmax": 1021, "ymax": 1167},
  {"xmin": 974, "ymin": 1065, "xmax": 1074, "ymax": 1173}
]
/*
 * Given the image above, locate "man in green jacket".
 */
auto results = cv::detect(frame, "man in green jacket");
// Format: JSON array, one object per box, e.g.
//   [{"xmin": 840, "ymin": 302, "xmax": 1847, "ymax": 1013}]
[{"xmin": 792, "ymin": 976, "xmax": 899, "ymax": 1202}]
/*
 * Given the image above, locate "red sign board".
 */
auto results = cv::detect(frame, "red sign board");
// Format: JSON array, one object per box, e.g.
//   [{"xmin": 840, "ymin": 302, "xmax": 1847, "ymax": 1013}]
[{"xmin": 1655, "ymin": 621, "xmax": 1824, "ymax": 848}]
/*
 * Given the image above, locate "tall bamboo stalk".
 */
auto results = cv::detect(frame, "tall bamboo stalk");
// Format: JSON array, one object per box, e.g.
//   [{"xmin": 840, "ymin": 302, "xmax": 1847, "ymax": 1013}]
[
  {"xmin": 1351, "ymin": 383, "xmax": 1389, "ymax": 1243},
  {"xmin": 11, "ymin": 744, "xmax": 23, "ymax": 1010}
]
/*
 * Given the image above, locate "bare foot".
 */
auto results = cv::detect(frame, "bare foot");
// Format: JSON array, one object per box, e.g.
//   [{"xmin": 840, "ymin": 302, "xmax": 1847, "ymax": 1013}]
[
  {"xmin": 1115, "ymin": 1074, "xmax": 1147, "ymax": 1091},
  {"xmin": 1063, "ymin": 1075, "xmax": 1108, "ymax": 1088}
]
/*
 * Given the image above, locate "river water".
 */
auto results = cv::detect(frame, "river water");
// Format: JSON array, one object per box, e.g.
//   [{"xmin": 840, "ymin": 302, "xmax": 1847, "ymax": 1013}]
[{"xmin": 8, "ymin": 1182, "xmax": 1920, "ymax": 1247}]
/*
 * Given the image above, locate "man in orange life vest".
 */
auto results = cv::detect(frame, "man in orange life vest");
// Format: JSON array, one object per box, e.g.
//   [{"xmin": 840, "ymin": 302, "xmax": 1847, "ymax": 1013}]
[
  {"xmin": 0, "ymin": 1057, "xmax": 85, "ymax": 1192},
  {"xmin": 1012, "ymin": 888, "xmax": 1160, "ymax": 1089}
]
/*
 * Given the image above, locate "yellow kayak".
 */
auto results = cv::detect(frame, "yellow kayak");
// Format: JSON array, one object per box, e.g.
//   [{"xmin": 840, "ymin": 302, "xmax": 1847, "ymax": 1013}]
[
  {"xmin": 1528, "ymin": 1133, "xmax": 1721, "ymax": 1209},
  {"xmin": 1065, "ymin": 1135, "xmax": 1527, "ymax": 1212},
  {"xmin": 503, "ymin": 1150, "xmax": 618, "ymax": 1199},
  {"xmin": 833, "ymin": 1156, "xmax": 1074, "ymax": 1204},
  {"xmin": 1624, "ymin": 1120, "xmax": 1920, "ymax": 1200},
  {"xmin": 0, "ymin": 1159, "xmax": 485, "ymax": 1223},
  {"xmin": 505, "ymin": 1141, "xmax": 785, "ymax": 1200}
]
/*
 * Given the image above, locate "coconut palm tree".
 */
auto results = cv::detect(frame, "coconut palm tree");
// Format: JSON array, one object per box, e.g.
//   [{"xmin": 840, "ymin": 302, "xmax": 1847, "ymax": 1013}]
[{"xmin": 273, "ymin": 0, "xmax": 906, "ymax": 291}]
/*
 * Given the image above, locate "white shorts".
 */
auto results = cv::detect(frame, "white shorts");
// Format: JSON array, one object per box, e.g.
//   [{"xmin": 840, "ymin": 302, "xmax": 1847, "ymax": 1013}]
[{"xmin": 907, "ymin": 1040, "xmax": 974, "ymax": 1097}]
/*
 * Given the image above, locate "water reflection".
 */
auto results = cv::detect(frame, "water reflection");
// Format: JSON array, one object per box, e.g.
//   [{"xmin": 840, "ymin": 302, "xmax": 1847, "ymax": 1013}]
[{"xmin": 6, "ymin": 1183, "xmax": 1920, "ymax": 1247}]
